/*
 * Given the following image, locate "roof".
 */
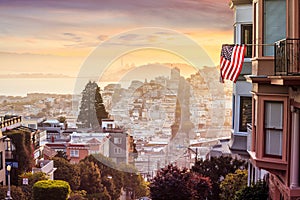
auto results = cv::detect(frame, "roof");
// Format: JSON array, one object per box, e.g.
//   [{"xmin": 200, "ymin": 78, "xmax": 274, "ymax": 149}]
[{"xmin": 43, "ymin": 119, "xmax": 60, "ymax": 124}]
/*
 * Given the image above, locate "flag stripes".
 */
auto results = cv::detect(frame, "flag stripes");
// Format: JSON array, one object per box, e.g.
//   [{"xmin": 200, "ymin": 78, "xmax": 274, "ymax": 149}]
[{"xmin": 220, "ymin": 44, "xmax": 246, "ymax": 83}]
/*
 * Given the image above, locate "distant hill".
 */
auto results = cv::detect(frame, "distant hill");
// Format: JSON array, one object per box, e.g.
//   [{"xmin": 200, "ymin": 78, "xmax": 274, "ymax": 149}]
[{"xmin": 0, "ymin": 73, "xmax": 72, "ymax": 78}]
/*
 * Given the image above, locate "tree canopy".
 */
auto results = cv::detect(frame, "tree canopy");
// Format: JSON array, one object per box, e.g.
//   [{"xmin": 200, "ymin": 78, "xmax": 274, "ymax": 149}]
[
  {"xmin": 150, "ymin": 164, "xmax": 211, "ymax": 200},
  {"xmin": 77, "ymin": 81, "xmax": 108, "ymax": 128},
  {"xmin": 219, "ymin": 169, "xmax": 248, "ymax": 200},
  {"xmin": 191, "ymin": 156, "xmax": 246, "ymax": 200}
]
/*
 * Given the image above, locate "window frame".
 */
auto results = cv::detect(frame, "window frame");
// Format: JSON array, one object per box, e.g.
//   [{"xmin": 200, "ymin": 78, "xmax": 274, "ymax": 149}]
[
  {"xmin": 241, "ymin": 24, "xmax": 253, "ymax": 58},
  {"xmin": 70, "ymin": 149, "xmax": 79, "ymax": 158},
  {"xmin": 239, "ymin": 96, "xmax": 252, "ymax": 132},
  {"xmin": 114, "ymin": 147, "xmax": 122, "ymax": 154},
  {"xmin": 264, "ymin": 101, "xmax": 283, "ymax": 158},
  {"xmin": 258, "ymin": 95, "xmax": 288, "ymax": 161},
  {"xmin": 263, "ymin": 0, "xmax": 286, "ymax": 56},
  {"xmin": 114, "ymin": 137, "xmax": 122, "ymax": 144}
]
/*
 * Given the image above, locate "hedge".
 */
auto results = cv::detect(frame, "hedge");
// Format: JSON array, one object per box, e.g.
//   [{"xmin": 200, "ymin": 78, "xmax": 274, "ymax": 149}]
[{"xmin": 33, "ymin": 180, "xmax": 71, "ymax": 200}]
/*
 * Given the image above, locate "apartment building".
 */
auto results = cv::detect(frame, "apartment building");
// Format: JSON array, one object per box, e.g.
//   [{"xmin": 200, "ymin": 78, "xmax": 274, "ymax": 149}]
[
  {"xmin": 243, "ymin": 0, "xmax": 300, "ymax": 199},
  {"xmin": 228, "ymin": 0, "xmax": 253, "ymax": 158}
]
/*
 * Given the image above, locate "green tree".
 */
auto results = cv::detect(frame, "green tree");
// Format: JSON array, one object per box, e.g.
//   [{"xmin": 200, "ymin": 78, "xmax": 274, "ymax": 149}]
[
  {"xmin": 85, "ymin": 154, "xmax": 123, "ymax": 199},
  {"xmin": 77, "ymin": 81, "xmax": 108, "ymax": 128},
  {"xmin": 78, "ymin": 159, "xmax": 111, "ymax": 199},
  {"xmin": 53, "ymin": 157, "xmax": 80, "ymax": 191},
  {"xmin": 54, "ymin": 150, "xmax": 69, "ymax": 161},
  {"xmin": 219, "ymin": 169, "xmax": 248, "ymax": 200},
  {"xmin": 33, "ymin": 180, "xmax": 71, "ymax": 200},
  {"xmin": 19, "ymin": 172, "xmax": 48, "ymax": 200},
  {"xmin": 192, "ymin": 156, "xmax": 246, "ymax": 200},
  {"xmin": 57, "ymin": 116, "xmax": 66, "ymax": 123},
  {"xmin": 5, "ymin": 129, "xmax": 34, "ymax": 185},
  {"xmin": 235, "ymin": 180, "xmax": 268, "ymax": 200},
  {"xmin": 121, "ymin": 164, "xmax": 148, "ymax": 199}
]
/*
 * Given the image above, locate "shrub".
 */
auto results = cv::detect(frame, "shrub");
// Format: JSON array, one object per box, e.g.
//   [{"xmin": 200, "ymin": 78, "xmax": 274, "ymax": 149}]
[{"xmin": 33, "ymin": 180, "xmax": 71, "ymax": 200}]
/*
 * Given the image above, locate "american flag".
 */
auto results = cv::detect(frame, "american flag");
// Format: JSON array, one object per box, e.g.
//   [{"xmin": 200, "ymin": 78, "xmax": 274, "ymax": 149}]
[{"xmin": 220, "ymin": 44, "xmax": 246, "ymax": 83}]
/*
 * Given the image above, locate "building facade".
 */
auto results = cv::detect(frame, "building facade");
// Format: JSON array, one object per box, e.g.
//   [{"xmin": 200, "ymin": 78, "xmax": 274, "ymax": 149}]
[{"xmin": 244, "ymin": 0, "xmax": 300, "ymax": 199}]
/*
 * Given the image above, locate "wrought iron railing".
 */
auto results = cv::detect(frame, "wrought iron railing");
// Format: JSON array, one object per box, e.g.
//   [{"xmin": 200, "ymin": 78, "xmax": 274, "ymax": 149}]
[{"xmin": 275, "ymin": 38, "xmax": 300, "ymax": 75}]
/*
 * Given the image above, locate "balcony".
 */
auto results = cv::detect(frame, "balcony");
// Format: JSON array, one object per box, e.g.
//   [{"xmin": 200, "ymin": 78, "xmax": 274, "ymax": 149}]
[{"xmin": 275, "ymin": 38, "xmax": 300, "ymax": 75}]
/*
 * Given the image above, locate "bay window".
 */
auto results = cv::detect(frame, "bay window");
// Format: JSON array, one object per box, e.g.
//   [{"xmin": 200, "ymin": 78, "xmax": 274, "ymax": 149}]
[{"xmin": 264, "ymin": 101, "xmax": 283, "ymax": 157}]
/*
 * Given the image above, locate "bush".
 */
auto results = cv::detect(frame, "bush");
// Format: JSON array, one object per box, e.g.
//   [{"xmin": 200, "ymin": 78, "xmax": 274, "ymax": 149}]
[
  {"xmin": 235, "ymin": 180, "xmax": 268, "ymax": 200},
  {"xmin": 33, "ymin": 180, "xmax": 71, "ymax": 200},
  {"xmin": 0, "ymin": 185, "xmax": 26, "ymax": 200}
]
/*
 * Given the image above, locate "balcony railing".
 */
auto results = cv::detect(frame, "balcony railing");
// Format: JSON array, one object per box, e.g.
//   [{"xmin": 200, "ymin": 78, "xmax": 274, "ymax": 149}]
[{"xmin": 275, "ymin": 38, "xmax": 300, "ymax": 75}]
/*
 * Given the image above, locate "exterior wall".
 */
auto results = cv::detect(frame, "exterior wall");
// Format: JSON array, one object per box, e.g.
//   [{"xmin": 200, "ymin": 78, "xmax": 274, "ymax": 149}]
[
  {"xmin": 248, "ymin": 0, "xmax": 300, "ymax": 199},
  {"xmin": 109, "ymin": 133, "xmax": 128, "ymax": 164},
  {"xmin": 0, "ymin": 134, "xmax": 5, "ymax": 185},
  {"xmin": 229, "ymin": 0, "xmax": 253, "ymax": 155},
  {"xmin": 66, "ymin": 145, "xmax": 89, "ymax": 164}
]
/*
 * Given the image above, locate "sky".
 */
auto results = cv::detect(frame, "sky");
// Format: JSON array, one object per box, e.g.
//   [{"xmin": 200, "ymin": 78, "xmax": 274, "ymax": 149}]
[{"xmin": 0, "ymin": 0, "xmax": 233, "ymax": 79}]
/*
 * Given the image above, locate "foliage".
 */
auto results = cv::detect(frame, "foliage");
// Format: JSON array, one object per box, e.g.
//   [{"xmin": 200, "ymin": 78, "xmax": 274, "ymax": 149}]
[
  {"xmin": 121, "ymin": 164, "xmax": 148, "ymax": 199},
  {"xmin": 235, "ymin": 180, "xmax": 268, "ymax": 200},
  {"xmin": 19, "ymin": 172, "xmax": 48, "ymax": 200},
  {"xmin": 54, "ymin": 150, "xmax": 70, "ymax": 161},
  {"xmin": 77, "ymin": 81, "xmax": 108, "ymax": 128},
  {"xmin": 57, "ymin": 116, "xmax": 66, "ymax": 123},
  {"xmin": 32, "ymin": 180, "xmax": 71, "ymax": 200},
  {"xmin": 53, "ymin": 157, "xmax": 80, "ymax": 191},
  {"xmin": 187, "ymin": 172, "xmax": 212, "ymax": 200},
  {"xmin": 78, "ymin": 158, "xmax": 110, "ymax": 199},
  {"xmin": 191, "ymin": 156, "xmax": 246, "ymax": 200},
  {"xmin": 219, "ymin": 169, "xmax": 248, "ymax": 200},
  {"xmin": 0, "ymin": 185, "xmax": 26, "ymax": 200},
  {"xmin": 84, "ymin": 154, "xmax": 123, "ymax": 199},
  {"xmin": 150, "ymin": 164, "xmax": 211, "ymax": 200},
  {"xmin": 69, "ymin": 190, "xmax": 87, "ymax": 200},
  {"xmin": 84, "ymin": 154, "xmax": 148, "ymax": 200},
  {"xmin": 5, "ymin": 129, "xmax": 34, "ymax": 185}
]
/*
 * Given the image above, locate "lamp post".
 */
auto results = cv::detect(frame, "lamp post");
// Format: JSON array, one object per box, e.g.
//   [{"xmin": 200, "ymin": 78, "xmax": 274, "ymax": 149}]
[{"xmin": 5, "ymin": 165, "xmax": 12, "ymax": 200}]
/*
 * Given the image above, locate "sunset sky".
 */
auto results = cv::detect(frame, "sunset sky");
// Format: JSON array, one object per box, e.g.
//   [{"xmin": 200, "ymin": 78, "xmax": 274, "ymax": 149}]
[{"xmin": 0, "ymin": 0, "xmax": 233, "ymax": 79}]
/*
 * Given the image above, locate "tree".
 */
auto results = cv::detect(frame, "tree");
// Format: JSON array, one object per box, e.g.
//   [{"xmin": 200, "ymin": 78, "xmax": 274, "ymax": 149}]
[
  {"xmin": 19, "ymin": 172, "xmax": 48, "ymax": 199},
  {"xmin": 187, "ymin": 172, "xmax": 212, "ymax": 200},
  {"xmin": 33, "ymin": 180, "xmax": 71, "ymax": 200},
  {"xmin": 57, "ymin": 116, "xmax": 66, "ymax": 123},
  {"xmin": 150, "ymin": 164, "xmax": 211, "ymax": 200},
  {"xmin": 54, "ymin": 150, "xmax": 69, "ymax": 161},
  {"xmin": 191, "ymin": 156, "xmax": 246, "ymax": 200},
  {"xmin": 77, "ymin": 81, "xmax": 108, "ymax": 128},
  {"xmin": 84, "ymin": 154, "xmax": 123, "ymax": 199},
  {"xmin": 0, "ymin": 185, "xmax": 26, "ymax": 200},
  {"xmin": 219, "ymin": 169, "xmax": 248, "ymax": 200},
  {"xmin": 121, "ymin": 164, "xmax": 149, "ymax": 199},
  {"xmin": 5, "ymin": 129, "xmax": 34, "ymax": 185},
  {"xmin": 235, "ymin": 180, "xmax": 268, "ymax": 200},
  {"xmin": 78, "ymin": 159, "xmax": 111, "ymax": 199},
  {"xmin": 53, "ymin": 157, "xmax": 80, "ymax": 191}
]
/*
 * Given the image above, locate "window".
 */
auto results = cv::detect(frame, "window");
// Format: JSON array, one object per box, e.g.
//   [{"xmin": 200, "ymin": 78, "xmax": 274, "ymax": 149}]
[
  {"xmin": 114, "ymin": 137, "xmax": 122, "ymax": 144},
  {"xmin": 239, "ymin": 96, "xmax": 252, "ymax": 132},
  {"xmin": 70, "ymin": 150, "xmax": 79, "ymax": 157},
  {"xmin": 0, "ymin": 152, "xmax": 2, "ymax": 170},
  {"xmin": 264, "ymin": 101, "xmax": 283, "ymax": 157},
  {"xmin": 232, "ymin": 95, "xmax": 235, "ymax": 129},
  {"xmin": 241, "ymin": 24, "xmax": 252, "ymax": 58},
  {"xmin": 107, "ymin": 123, "xmax": 113, "ymax": 129},
  {"xmin": 264, "ymin": 0, "xmax": 286, "ymax": 56},
  {"xmin": 114, "ymin": 147, "xmax": 122, "ymax": 154}
]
